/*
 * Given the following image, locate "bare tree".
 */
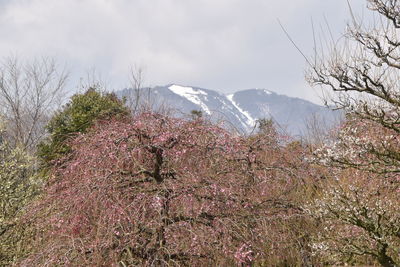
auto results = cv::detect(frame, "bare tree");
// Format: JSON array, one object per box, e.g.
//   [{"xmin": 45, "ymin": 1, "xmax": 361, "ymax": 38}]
[
  {"xmin": 307, "ymin": 0, "xmax": 400, "ymax": 172},
  {"xmin": 125, "ymin": 64, "xmax": 158, "ymax": 114},
  {"xmin": 128, "ymin": 65, "xmax": 144, "ymax": 113},
  {"xmin": 308, "ymin": 0, "xmax": 400, "ymax": 132},
  {"xmin": 126, "ymin": 66, "xmax": 175, "ymax": 116},
  {"xmin": 302, "ymin": 112, "xmax": 342, "ymax": 148},
  {"xmin": 0, "ymin": 56, "xmax": 68, "ymax": 151},
  {"xmin": 306, "ymin": 1, "xmax": 400, "ymax": 266}
]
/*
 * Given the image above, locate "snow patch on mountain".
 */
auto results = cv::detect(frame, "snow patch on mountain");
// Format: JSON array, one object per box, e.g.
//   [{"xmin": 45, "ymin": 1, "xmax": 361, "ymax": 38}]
[
  {"xmin": 254, "ymin": 88, "xmax": 272, "ymax": 95},
  {"xmin": 227, "ymin": 94, "xmax": 256, "ymax": 128},
  {"xmin": 168, "ymin": 85, "xmax": 211, "ymax": 115}
]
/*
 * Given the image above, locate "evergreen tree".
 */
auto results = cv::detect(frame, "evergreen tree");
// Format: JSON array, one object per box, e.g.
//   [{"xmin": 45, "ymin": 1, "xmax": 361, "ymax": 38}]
[{"xmin": 38, "ymin": 87, "xmax": 129, "ymax": 165}]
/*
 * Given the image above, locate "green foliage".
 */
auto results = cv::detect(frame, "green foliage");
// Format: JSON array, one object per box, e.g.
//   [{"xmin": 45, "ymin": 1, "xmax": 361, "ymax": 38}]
[
  {"xmin": 38, "ymin": 88, "xmax": 129, "ymax": 164},
  {"xmin": 190, "ymin": 109, "xmax": 203, "ymax": 119},
  {"xmin": 257, "ymin": 118, "xmax": 275, "ymax": 133},
  {"xmin": 0, "ymin": 132, "xmax": 40, "ymax": 266},
  {"xmin": 255, "ymin": 118, "xmax": 280, "ymax": 147},
  {"xmin": 0, "ymin": 145, "xmax": 37, "ymax": 223}
]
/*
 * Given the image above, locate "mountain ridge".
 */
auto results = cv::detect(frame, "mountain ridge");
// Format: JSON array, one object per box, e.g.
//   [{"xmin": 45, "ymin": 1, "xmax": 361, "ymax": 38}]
[{"xmin": 117, "ymin": 84, "xmax": 339, "ymax": 136}]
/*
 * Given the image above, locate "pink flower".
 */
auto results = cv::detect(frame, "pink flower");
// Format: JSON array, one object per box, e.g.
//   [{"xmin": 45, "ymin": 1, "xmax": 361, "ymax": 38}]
[{"xmin": 234, "ymin": 243, "xmax": 254, "ymax": 266}]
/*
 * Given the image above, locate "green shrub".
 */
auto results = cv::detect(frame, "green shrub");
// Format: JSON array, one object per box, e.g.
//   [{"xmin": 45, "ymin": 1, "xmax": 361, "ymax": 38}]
[
  {"xmin": 0, "ymin": 127, "xmax": 40, "ymax": 266},
  {"xmin": 38, "ymin": 87, "xmax": 129, "ymax": 164}
]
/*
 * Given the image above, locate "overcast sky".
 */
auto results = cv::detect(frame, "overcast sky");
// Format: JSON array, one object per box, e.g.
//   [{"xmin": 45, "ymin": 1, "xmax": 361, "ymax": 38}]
[{"xmin": 0, "ymin": 0, "xmax": 371, "ymax": 103}]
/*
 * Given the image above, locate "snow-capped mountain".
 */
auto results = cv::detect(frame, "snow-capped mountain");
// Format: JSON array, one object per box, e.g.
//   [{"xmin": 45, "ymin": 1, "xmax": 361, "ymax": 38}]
[{"xmin": 117, "ymin": 84, "xmax": 339, "ymax": 136}]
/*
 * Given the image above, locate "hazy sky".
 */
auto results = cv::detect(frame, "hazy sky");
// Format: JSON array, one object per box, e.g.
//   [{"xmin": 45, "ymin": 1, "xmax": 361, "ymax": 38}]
[{"xmin": 0, "ymin": 0, "xmax": 370, "ymax": 103}]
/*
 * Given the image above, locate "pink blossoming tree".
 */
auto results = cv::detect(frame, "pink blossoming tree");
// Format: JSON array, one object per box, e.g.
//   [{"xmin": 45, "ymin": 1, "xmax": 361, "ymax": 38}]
[{"xmin": 21, "ymin": 112, "xmax": 315, "ymax": 266}]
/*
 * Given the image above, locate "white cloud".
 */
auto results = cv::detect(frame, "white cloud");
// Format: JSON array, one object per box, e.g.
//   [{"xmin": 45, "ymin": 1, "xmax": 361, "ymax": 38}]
[{"xmin": 0, "ymin": 0, "xmax": 368, "ymax": 103}]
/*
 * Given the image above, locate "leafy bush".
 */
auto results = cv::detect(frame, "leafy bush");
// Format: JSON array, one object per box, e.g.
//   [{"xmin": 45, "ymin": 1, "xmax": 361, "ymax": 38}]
[
  {"xmin": 38, "ymin": 88, "xmax": 129, "ymax": 164},
  {"xmin": 0, "ymin": 124, "xmax": 40, "ymax": 266}
]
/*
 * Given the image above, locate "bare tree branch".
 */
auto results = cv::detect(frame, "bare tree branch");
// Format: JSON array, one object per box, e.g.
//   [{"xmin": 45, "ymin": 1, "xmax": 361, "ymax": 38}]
[{"xmin": 0, "ymin": 56, "xmax": 68, "ymax": 152}]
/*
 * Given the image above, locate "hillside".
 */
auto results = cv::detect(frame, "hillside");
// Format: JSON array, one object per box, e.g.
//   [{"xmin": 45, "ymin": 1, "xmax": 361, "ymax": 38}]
[{"xmin": 118, "ymin": 84, "xmax": 339, "ymax": 136}]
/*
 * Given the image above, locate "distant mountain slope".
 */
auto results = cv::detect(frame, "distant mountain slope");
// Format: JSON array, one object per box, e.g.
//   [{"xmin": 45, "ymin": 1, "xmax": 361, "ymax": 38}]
[
  {"xmin": 117, "ymin": 84, "xmax": 339, "ymax": 136},
  {"xmin": 229, "ymin": 88, "xmax": 338, "ymax": 136}
]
